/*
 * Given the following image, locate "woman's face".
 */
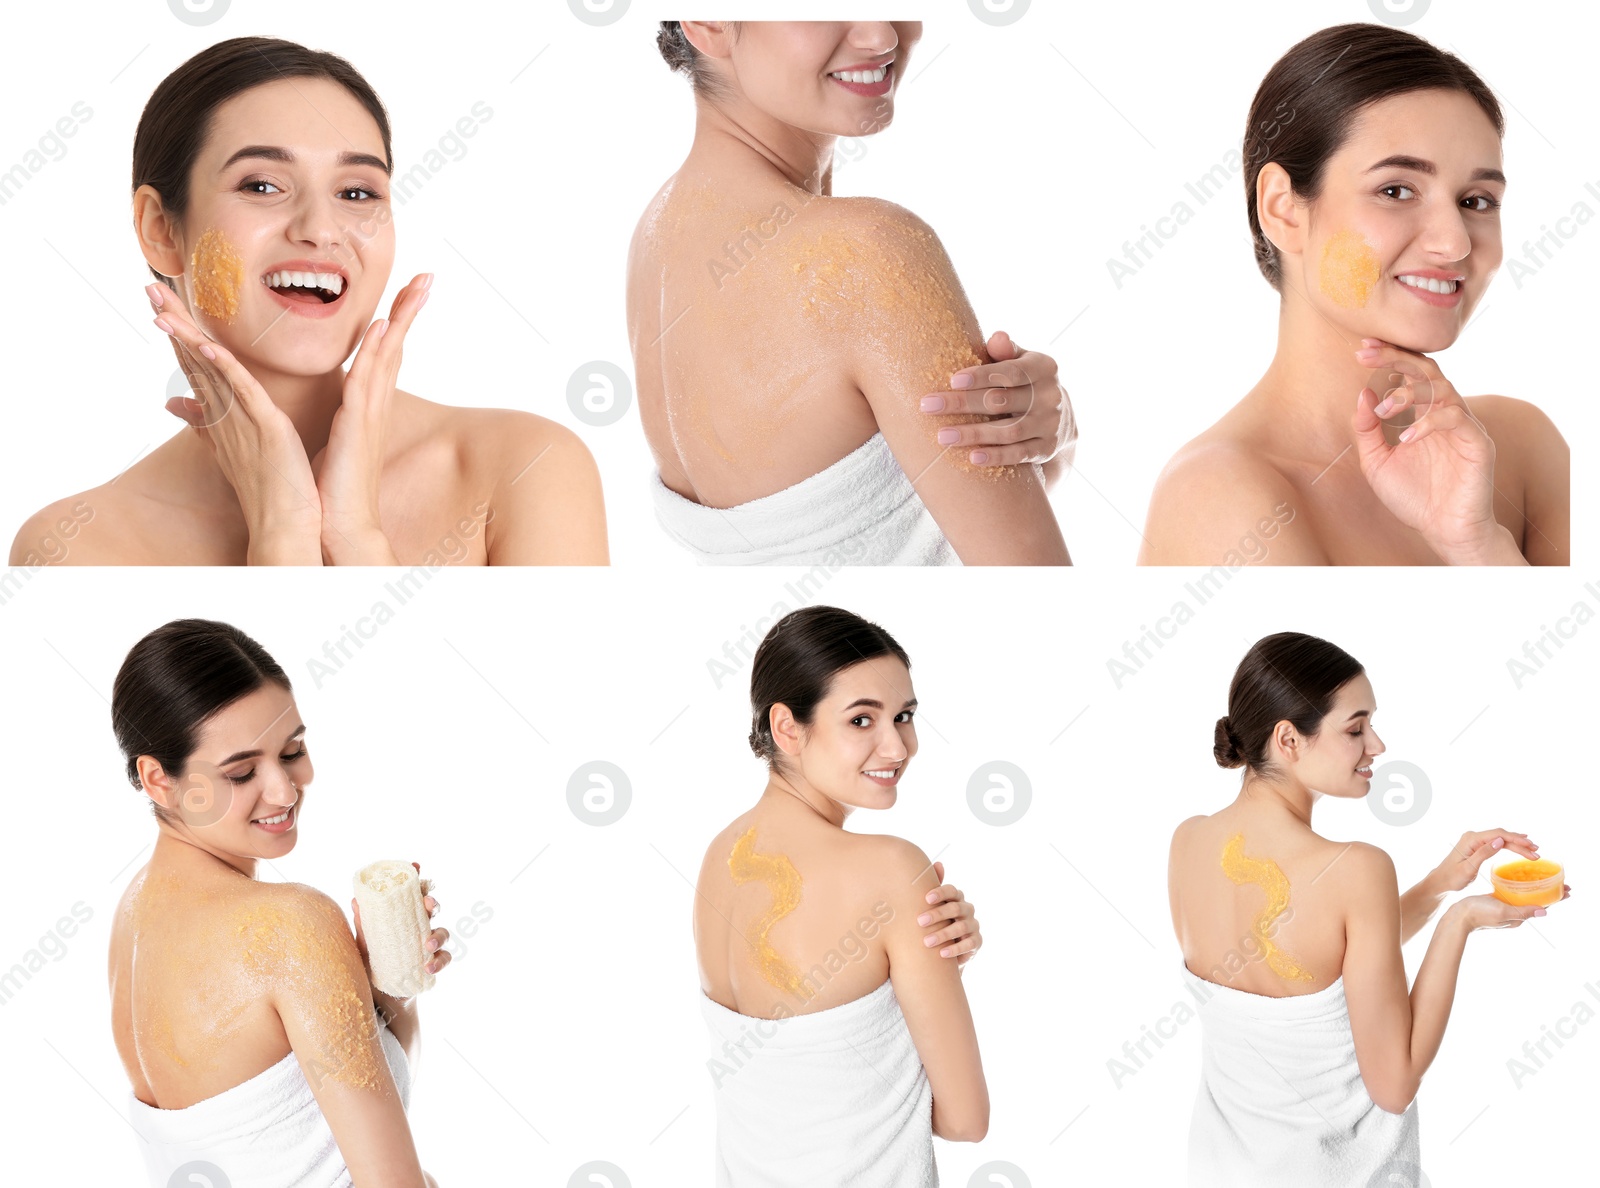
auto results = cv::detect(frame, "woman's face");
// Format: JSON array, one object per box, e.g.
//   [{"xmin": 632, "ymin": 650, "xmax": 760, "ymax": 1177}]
[
  {"xmin": 1293, "ymin": 88, "xmax": 1505, "ymax": 353},
  {"xmin": 158, "ymin": 683, "xmax": 311, "ymax": 861},
  {"xmin": 782, "ymin": 657, "xmax": 917, "ymax": 811},
  {"xmin": 153, "ymin": 77, "xmax": 394, "ymax": 374},
  {"xmin": 717, "ymin": 21, "xmax": 922, "ymax": 139},
  {"xmin": 1291, "ymin": 673, "xmax": 1385, "ymax": 800}
]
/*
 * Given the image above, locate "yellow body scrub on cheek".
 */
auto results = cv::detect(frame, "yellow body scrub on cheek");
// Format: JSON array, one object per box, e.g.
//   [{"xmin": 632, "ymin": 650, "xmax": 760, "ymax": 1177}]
[
  {"xmin": 728, "ymin": 827, "xmax": 807, "ymax": 996},
  {"xmin": 190, "ymin": 228, "xmax": 246, "ymax": 324},
  {"xmin": 1491, "ymin": 858, "xmax": 1564, "ymax": 907},
  {"xmin": 1319, "ymin": 230, "xmax": 1382, "ymax": 309},
  {"xmin": 1221, "ymin": 834, "xmax": 1314, "ymax": 983}
]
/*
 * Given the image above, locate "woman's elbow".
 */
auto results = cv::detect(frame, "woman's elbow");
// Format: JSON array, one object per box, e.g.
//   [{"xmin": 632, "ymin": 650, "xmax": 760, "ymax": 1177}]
[
  {"xmin": 1365, "ymin": 1075, "xmax": 1419, "ymax": 1116},
  {"xmin": 932, "ymin": 1099, "xmax": 990, "ymax": 1143}
]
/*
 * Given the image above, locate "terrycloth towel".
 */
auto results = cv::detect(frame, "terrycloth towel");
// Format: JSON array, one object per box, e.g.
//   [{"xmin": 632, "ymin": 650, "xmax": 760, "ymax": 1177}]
[
  {"xmin": 701, "ymin": 978, "xmax": 936, "ymax": 1187},
  {"xmin": 651, "ymin": 432, "xmax": 960, "ymax": 566},
  {"xmin": 127, "ymin": 1021, "xmax": 412, "ymax": 1188},
  {"xmin": 1181, "ymin": 963, "xmax": 1420, "ymax": 1188}
]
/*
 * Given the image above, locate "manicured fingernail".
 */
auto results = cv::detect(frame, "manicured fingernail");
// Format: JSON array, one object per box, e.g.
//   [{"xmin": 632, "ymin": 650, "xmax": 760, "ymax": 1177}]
[
  {"xmin": 1355, "ymin": 348, "xmax": 1378, "ymax": 360},
  {"xmin": 937, "ymin": 428, "xmax": 960, "ymax": 445},
  {"xmin": 1534, "ymin": 908, "xmax": 1547, "ymax": 916},
  {"xmin": 1492, "ymin": 837, "xmax": 1505, "ymax": 847},
  {"xmin": 940, "ymin": 948, "xmax": 953, "ymax": 957},
  {"xmin": 200, "ymin": 345, "xmax": 216, "ymax": 360},
  {"xmin": 924, "ymin": 935, "xmax": 938, "ymax": 947},
  {"xmin": 917, "ymin": 913, "xmax": 931, "ymax": 925},
  {"xmin": 147, "ymin": 285, "xmax": 165, "ymax": 308},
  {"xmin": 971, "ymin": 450, "xmax": 989, "ymax": 464},
  {"xmin": 1398, "ymin": 426, "xmax": 1416, "ymax": 443},
  {"xmin": 925, "ymin": 891, "xmax": 939, "ymax": 903},
  {"xmin": 1373, "ymin": 397, "xmax": 1394, "ymax": 416},
  {"xmin": 376, "ymin": 319, "xmax": 389, "ymax": 338},
  {"xmin": 155, "ymin": 318, "xmax": 173, "ymax": 334},
  {"xmin": 950, "ymin": 374, "xmax": 973, "ymax": 389},
  {"xmin": 423, "ymin": 272, "xmax": 436, "ymax": 289},
  {"xmin": 920, "ymin": 395, "xmax": 946, "ymax": 412}
]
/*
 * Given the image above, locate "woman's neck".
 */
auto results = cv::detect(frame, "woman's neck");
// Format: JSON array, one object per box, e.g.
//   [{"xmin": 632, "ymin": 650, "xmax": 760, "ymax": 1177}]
[
  {"xmin": 762, "ymin": 774, "xmax": 847, "ymax": 828},
  {"xmin": 1249, "ymin": 284, "xmax": 1416, "ymax": 463},
  {"xmin": 689, "ymin": 98, "xmax": 835, "ymax": 197},
  {"xmin": 1236, "ymin": 772, "xmax": 1316, "ymax": 828},
  {"xmin": 152, "ymin": 826, "xmax": 257, "ymax": 880}
]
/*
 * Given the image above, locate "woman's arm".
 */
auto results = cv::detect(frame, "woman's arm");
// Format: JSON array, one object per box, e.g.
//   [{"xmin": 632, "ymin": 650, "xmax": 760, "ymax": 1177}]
[
  {"xmin": 1340, "ymin": 843, "xmax": 1548, "ymax": 1114},
  {"xmin": 271, "ymin": 887, "xmax": 431, "ymax": 1187},
  {"xmin": 819, "ymin": 198, "xmax": 1069, "ymax": 565},
  {"xmin": 485, "ymin": 414, "xmax": 609, "ymax": 564},
  {"xmin": 880, "ymin": 838, "xmax": 989, "ymax": 1142}
]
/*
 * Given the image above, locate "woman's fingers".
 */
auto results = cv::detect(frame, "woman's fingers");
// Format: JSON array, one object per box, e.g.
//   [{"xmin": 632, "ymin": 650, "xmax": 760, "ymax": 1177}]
[
  {"xmin": 347, "ymin": 274, "xmax": 432, "ymax": 394},
  {"xmin": 918, "ymin": 898, "xmax": 971, "ymax": 928}
]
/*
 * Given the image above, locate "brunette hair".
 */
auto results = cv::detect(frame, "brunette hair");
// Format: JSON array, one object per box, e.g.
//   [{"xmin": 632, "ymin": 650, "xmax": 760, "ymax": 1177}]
[
  {"xmin": 111, "ymin": 619, "xmax": 292, "ymax": 821},
  {"xmin": 132, "ymin": 36, "xmax": 393, "ymax": 286},
  {"xmin": 748, "ymin": 606, "xmax": 910, "ymax": 768},
  {"xmin": 1243, "ymin": 22, "xmax": 1503, "ymax": 289},
  {"xmin": 1214, "ymin": 632, "xmax": 1364, "ymax": 774}
]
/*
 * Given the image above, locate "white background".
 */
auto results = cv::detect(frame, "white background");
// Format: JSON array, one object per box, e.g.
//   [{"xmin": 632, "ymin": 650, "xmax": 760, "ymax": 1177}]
[
  {"xmin": 0, "ymin": 1, "xmax": 1594, "ymax": 1186},
  {"xmin": 0, "ymin": 0, "xmax": 1590, "ymax": 566},
  {"xmin": 0, "ymin": 565, "xmax": 1595, "ymax": 1184}
]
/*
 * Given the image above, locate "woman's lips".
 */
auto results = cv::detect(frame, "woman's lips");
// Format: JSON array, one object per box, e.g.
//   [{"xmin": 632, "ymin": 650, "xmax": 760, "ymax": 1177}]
[
  {"xmin": 261, "ymin": 280, "xmax": 348, "ymax": 320},
  {"xmin": 829, "ymin": 61, "xmax": 893, "ymax": 98},
  {"xmin": 863, "ymin": 768, "xmax": 901, "ymax": 787},
  {"xmin": 252, "ymin": 803, "xmax": 296, "ymax": 834},
  {"xmin": 1394, "ymin": 274, "xmax": 1464, "ymax": 309}
]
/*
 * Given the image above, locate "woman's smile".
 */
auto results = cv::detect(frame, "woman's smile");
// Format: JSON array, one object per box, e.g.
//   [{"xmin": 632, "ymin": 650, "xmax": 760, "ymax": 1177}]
[
  {"xmin": 250, "ymin": 801, "xmax": 296, "ymax": 833},
  {"xmin": 827, "ymin": 57, "xmax": 893, "ymax": 97},
  {"xmin": 258, "ymin": 256, "xmax": 352, "ymax": 320}
]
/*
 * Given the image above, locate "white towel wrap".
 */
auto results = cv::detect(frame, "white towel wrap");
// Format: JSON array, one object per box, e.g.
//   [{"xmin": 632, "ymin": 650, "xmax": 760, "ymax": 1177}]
[
  {"xmin": 352, "ymin": 860, "xmax": 435, "ymax": 999},
  {"xmin": 127, "ymin": 1020, "xmax": 411, "ymax": 1188},
  {"xmin": 701, "ymin": 978, "xmax": 936, "ymax": 1187},
  {"xmin": 650, "ymin": 432, "xmax": 960, "ymax": 566},
  {"xmin": 1182, "ymin": 962, "xmax": 1421, "ymax": 1188}
]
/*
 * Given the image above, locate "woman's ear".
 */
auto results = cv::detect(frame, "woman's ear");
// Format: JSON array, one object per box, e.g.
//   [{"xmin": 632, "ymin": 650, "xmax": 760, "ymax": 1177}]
[
  {"xmin": 680, "ymin": 21, "xmax": 736, "ymax": 60},
  {"xmin": 1256, "ymin": 162, "xmax": 1306, "ymax": 274},
  {"xmin": 135, "ymin": 754, "xmax": 176, "ymax": 814},
  {"xmin": 132, "ymin": 184, "xmax": 186, "ymax": 281},
  {"xmin": 768, "ymin": 702, "xmax": 801, "ymax": 760}
]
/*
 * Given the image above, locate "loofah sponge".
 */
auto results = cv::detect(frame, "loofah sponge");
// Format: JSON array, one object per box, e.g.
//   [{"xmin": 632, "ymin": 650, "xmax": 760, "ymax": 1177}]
[{"xmin": 352, "ymin": 859, "xmax": 436, "ymax": 998}]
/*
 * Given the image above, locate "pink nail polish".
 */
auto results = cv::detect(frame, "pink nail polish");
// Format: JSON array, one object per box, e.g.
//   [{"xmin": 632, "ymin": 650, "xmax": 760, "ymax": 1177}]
[
  {"xmin": 155, "ymin": 317, "xmax": 173, "ymax": 334},
  {"xmin": 971, "ymin": 451, "xmax": 989, "ymax": 464},
  {"xmin": 200, "ymin": 345, "xmax": 216, "ymax": 361},
  {"xmin": 1398, "ymin": 426, "xmax": 1416, "ymax": 443},
  {"xmin": 950, "ymin": 374, "xmax": 973, "ymax": 389},
  {"xmin": 920, "ymin": 395, "xmax": 945, "ymax": 412},
  {"xmin": 937, "ymin": 428, "xmax": 960, "ymax": 445}
]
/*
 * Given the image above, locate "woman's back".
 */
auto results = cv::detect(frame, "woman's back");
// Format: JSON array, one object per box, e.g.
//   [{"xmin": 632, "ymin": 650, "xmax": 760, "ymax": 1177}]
[
  {"xmin": 1168, "ymin": 807, "xmax": 1351, "ymax": 997},
  {"xmin": 111, "ymin": 863, "xmax": 306, "ymax": 1110},
  {"xmin": 630, "ymin": 171, "xmax": 904, "ymax": 510},
  {"xmin": 695, "ymin": 802, "xmax": 897, "ymax": 1019}
]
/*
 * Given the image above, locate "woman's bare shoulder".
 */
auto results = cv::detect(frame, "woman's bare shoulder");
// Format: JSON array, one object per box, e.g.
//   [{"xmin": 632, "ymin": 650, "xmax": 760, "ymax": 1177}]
[
  {"xmin": 399, "ymin": 394, "xmax": 597, "ymax": 479},
  {"xmin": 10, "ymin": 481, "xmax": 133, "ymax": 566},
  {"xmin": 1141, "ymin": 426, "xmax": 1322, "ymax": 565}
]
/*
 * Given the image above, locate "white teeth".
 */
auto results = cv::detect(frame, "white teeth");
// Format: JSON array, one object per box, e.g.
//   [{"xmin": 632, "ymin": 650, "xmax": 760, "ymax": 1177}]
[
  {"xmin": 865, "ymin": 769, "xmax": 895, "ymax": 778},
  {"xmin": 263, "ymin": 270, "xmax": 344, "ymax": 295},
  {"xmin": 254, "ymin": 807, "xmax": 292, "ymax": 825},
  {"xmin": 831, "ymin": 65, "xmax": 888, "ymax": 84},
  {"xmin": 1397, "ymin": 274, "xmax": 1459, "ymax": 294}
]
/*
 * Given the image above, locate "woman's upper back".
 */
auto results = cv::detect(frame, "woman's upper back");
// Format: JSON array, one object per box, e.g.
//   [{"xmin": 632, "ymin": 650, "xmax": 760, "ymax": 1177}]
[
  {"xmin": 110, "ymin": 864, "xmax": 348, "ymax": 1109},
  {"xmin": 1168, "ymin": 807, "xmax": 1355, "ymax": 998},
  {"xmin": 695, "ymin": 805, "xmax": 909, "ymax": 1020}
]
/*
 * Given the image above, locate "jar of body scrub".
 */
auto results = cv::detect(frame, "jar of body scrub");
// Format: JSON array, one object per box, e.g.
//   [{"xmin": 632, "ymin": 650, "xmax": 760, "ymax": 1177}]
[{"xmin": 1489, "ymin": 858, "xmax": 1565, "ymax": 907}]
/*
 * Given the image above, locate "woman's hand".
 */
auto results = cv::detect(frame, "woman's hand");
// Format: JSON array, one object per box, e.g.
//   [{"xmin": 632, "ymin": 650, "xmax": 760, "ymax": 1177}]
[
  {"xmin": 313, "ymin": 273, "xmax": 432, "ymax": 564},
  {"xmin": 150, "ymin": 283, "xmax": 323, "ymax": 563},
  {"xmin": 918, "ymin": 860, "xmax": 982, "ymax": 965},
  {"xmin": 1431, "ymin": 829, "xmax": 1539, "ymax": 893},
  {"xmin": 921, "ymin": 330, "xmax": 1076, "ymax": 468},
  {"xmin": 1351, "ymin": 339, "xmax": 1524, "ymax": 564},
  {"xmin": 1452, "ymin": 888, "xmax": 1567, "ymax": 932}
]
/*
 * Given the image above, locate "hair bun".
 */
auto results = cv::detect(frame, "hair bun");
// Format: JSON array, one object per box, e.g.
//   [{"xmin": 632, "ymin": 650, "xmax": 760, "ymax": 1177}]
[{"xmin": 1213, "ymin": 716, "xmax": 1244, "ymax": 768}]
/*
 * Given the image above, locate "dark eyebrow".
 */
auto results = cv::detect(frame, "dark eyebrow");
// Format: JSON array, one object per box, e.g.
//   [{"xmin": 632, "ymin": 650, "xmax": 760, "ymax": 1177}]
[
  {"xmin": 841, "ymin": 697, "xmax": 918, "ymax": 712},
  {"xmin": 220, "ymin": 144, "xmax": 392, "ymax": 176},
  {"xmin": 1344, "ymin": 709, "xmax": 1371, "ymax": 723},
  {"xmin": 218, "ymin": 723, "xmax": 306, "ymax": 766},
  {"xmin": 1367, "ymin": 154, "xmax": 1505, "ymax": 185}
]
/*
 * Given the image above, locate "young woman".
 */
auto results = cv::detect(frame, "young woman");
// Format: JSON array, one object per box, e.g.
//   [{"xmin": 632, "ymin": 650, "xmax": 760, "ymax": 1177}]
[
  {"xmin": 110, "ymin": 619, "xmax": 447, "ymax": 1186},
  {"xmin": 630, "ymin": 21, "xmax": 1074, "ymax": 565},
  {"xmin": 1140, "ymin": 24, "xmax": 1568, "ymax": 565},
  {"xmin": 1168, "ymin": 632, "xmax": 1568, "ymax": 1186},
  {"xmin": 10, "ymin": 37, "xmax": 606, "ymax": 566},
  {"xmin": 695, "ymin": 606, "xmax": 988, "ymax": 1185}
]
